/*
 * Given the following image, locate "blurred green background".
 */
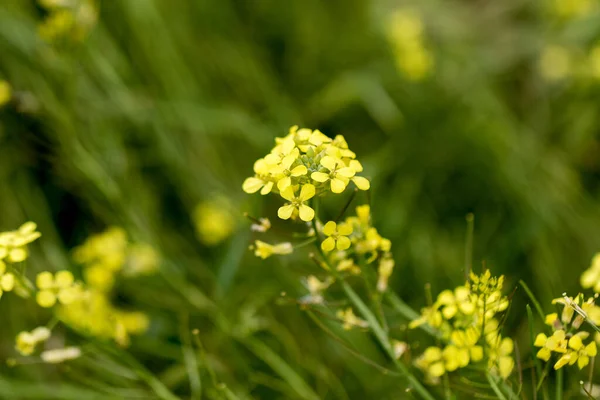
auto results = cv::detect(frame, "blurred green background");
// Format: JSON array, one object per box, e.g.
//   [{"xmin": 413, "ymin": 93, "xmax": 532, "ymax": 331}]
[{"xmin": 2, "ymin": 0, "xmax": 600, "ymax": 398}]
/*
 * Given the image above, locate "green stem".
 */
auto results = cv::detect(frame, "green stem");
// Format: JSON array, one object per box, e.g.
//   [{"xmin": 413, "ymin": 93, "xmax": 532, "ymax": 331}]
[{"xmin": 555, "ymin": 368, "xmax": 563, "ymax": 400}]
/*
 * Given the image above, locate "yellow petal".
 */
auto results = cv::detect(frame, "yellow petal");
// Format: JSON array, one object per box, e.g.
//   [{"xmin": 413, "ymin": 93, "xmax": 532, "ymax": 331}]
[
  {"xmin": 36, "ymin": 291, "xmax": 57, "ymax": 308},
  {"xmin": 336, "ymin": 167, "xmax": 356, "ymax": 179},
  {"xmin": 260, "ymin": 181, "xmax": 274, "ymax": 195},
  {"xmin": 349, "ymin": 160, "xmax": 363, "ymax": 172},
  {"xmin": 8, "ymin": 248, "xmax": 27, "ymax": 263},
  {"xmin": 321, "ymin": 237, "xmax": 336, "ymax": 252},
  {"xmin": 352, "ymin": 176, "xmax": 370, "ymax": 190},
  {"xmin": 36, "ymin": 271, "xmax": 54, "ymax": 290},
  {"xmin": 55, "ymin": 271, "xmax": 74, "ymax": 287},
  {"xmin": 337, "ymin": 223, "xmax": 353, "ymax": 236},
  {"xmin": 320, "ymin": 156, "xmax": 337, "ymax": 171},
  {"xmin": 581, "ymin": 268, "xmax": 598, "ymax": 288},
  {"xmin": 277, "ymin": 176, "xmax": 292, "ymax": 192},
  {"xmin": 0, "ymin": 273, "xmax": 15, "ymax": 291},
  {"xmin": 242, "ymin": 177, "xmax": 264, "ymax": 193},
  {"xmin": 586, "ymin": 342, "xmax": 597, "ymax": 357},
  {"xmin": 336, "ymin": 236, "xmax": 351, "ymax": 251},
  {"xmin": 578, "ymin": 355, "xmax": 589, "ymax": 369},
  {"xmin": 322, "ymin": 221, "xmax": 337, "ymax": 236},
  {"xmin": 536, "ymin": 348, "xmax": 551, "ymax": 362},
  {"xmin": 299, "ymin": 184, "xmax": 315, "ymax": 201},
  {"xmin": 311, "ymin": 172, "xmax": 330, "ymax": 183},
  {"xmin": 298, "ymin": 205, "xmax": 315, "ymax": 221},
  {"xmin": 429, "ymin": 362, "xmax": 445, "ymax": 377},
  {"xmin": 499, "ymin": 356, "xmax": 514, "ymax": 378},
  {"xmin": 330, "ymin": 178, "xmax": 347, "ymax": 193},
  {"xmin": 280, "ymin": 187, "xmax": 296, "ymax": 201},
  {"xmin": 290, "ymin": 165, "xmax": 307, "ymax": 177},
  {"xmin": 568, "ymin": 335, "xmax": 583, "ymax": 351},
  {"xmin": 277, "ymin": 205, "xmax": 295, "ymax": 220}
]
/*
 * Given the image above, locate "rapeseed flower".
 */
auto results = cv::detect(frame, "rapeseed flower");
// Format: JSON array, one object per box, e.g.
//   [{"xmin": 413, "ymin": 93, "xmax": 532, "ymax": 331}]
[
  {"xmin": 252, "ymin": 240, "xmax": 293, "ymax": 259},
  {"xmin": 0, "ymin": 222, "xmax": 42, "ymax": 263},
  {"xmin": 15, "ymin": 327, "xmax": 51, "ymax": 356},
  {"xmin": 36, "ymin": 270, "xmax": 82, "ymax": 308},
  {"xmin": 278, "ymin": 184, "xmax": 316, "ymax": 221},
  {"xmin": 321, "ymin": 221, "xmax": 353, "ymax": 251},
  {"xmin": 580, "ymin": 253, "xmax": 600, "ymax": 292},
  {"xmin": 194, "ymin": 198, "xmax": 237, "ymax": 245}
]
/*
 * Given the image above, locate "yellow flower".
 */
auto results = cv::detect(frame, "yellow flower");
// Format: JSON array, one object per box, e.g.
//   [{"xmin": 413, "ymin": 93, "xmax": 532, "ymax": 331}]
[
  {"xmin": 194, "ymin": 198, "xmax": 237, "ymax": 246},
  {"xmin": 545, "ymin": 313, "xmax": 559, "ymax": 326},
  {"xmin": 253, "ymin": 240, "xmax": 293, "ymax": 259},
  {"xmin": 273, "ymin": 153, "xmax": 307, "ymax": 192},
  {"xmin": 303, "ymin": 275, "xmax": 334, "ymax": 304},
  {"xmin": 488, "ymin": 336, "xmax": 515, "ymax": 379},
  {"xmin": 278, "ymin": 184, "xmax": 316, "ymax": 221},
  {"xmin": 388, "ymin": 9, "xmax": 434, "ymax": 81},
  {"xmin": 0, "ymin": 222, "xmax": 42, "ymax": 263},
  {"xmin": 534, "ymin": 330, "xmax": 568, "ymax": 361},
  {"xmin": 376, "ymin": 257, "xmax": 395, "ymax": 292},
  {"xmin": 311, "ymin": 156, "xmax": 356, "ymax": 193},
  {"xmin": 336, "ymin": 307, "xmax": 368, "ymax": 330},
  {"xmin": 36, "ymin": 270, "xmax": 82, "ymax": 308},
  {"xmin": 242, "ymin": 158, "xmax": 277, "ymax": 195},
  {"xmin": 15, "ymin": 327, "xmax": 51, "ymax": 356},
  {"xmin": 581, "ymin": 253, "xmax": 600, "ymax": 292},
  {"xmin": 0, "ymin": 80, "xmax": 11, "ymax": 107},
  {"xmin": 321, "ymin": 221, "xmax": 353, "ymax": 252},
  {"xmin": 0, "ymin": 261, "xmax": 15, "ymax": 298},
  {"xmin": 554, "ymin": 333, "xmax": 597, "ymax": 369},
  {"xmin": 436, "ymin": 287, "xmax": 476, "ymax": 320},
  {"xmin": 72, "ymin": 226, "xmax": 127, "ymax": 270}
]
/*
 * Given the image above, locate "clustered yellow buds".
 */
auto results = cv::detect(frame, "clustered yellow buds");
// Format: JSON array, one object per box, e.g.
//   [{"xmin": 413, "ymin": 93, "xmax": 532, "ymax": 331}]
[
  {"xmin": 0, "ymin": 222, "xmax": 41, "ymax": 263},
  {"xmin": 534, "ymin": 293, "xmax": 600, "ymax": 370},
  {"xmin": 36, "ymin": 270, "xmax": 82, "ymax": 308},
  {"xmin": 15, "ymin": 327, "xmax": 51, "ymax": 356},
  {"xmin": 411, "ymin": 271, "xmax": 514, "ymax": 381},
  {"xmin": 243, "ymin": 126, "xmax": 370, "ymax": 222}
]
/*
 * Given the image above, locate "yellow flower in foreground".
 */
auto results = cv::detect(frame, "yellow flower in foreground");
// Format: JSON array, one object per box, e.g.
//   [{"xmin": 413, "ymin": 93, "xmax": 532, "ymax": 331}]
[
  {"xmin": 15, "ymin": 327, "xmax": 51, "ymax": 356},
  {"xmin": 0, "ymin": 261, "xmax": 15, "ymax": 298},
  {"xmin": 253, "ymin": 240, "xmax": 293, "ymax": 259},
  {"xmin": 321, "ymin": 221, "xmax": 353, "ymax": 251},
  {"xmin": 534, "ymin": 330, "xmax": 568, "ymax": 361},
  {"xmin": 311, "ymin": 156, "xmax": 356, "ymax": 193},
  {"xmin": 0, "ymin": 221, "xmax": 42, "ymax": 263},
  {"xmin": 278, "ymin": 184, "xmax": 316, "ymax": 221},
  {"xmin": 0, "ymin": 80, "xmax": 11, "ymax": 107},
  {"xmin": 36, "ymin": 270, "xmax": 81, "ymax": 308},
  {"xmin": 554, "ymin": 333, "xmax": 597, "ymax": 369}
]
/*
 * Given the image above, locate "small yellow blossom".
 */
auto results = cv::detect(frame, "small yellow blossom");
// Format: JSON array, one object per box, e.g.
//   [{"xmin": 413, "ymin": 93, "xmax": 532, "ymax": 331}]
[
  {"xmin": 581, "ymin": 253, "xmax": 600, "ymax": 292},
  {"xmin": 0, "ymin": 261, "xmax": 15, "ymax": 298},
  {"xmin": 535, "ymin": 330, "xmax": 568, "ymax": 361},
  {"xmin": 337, "ymin": 307, "xmax": 369, "ymax": 330},
  {"xmin": 252, "ymin": 240, "xmax": 293, "ymax": 259},
  {"xmin": 36, "ymin": 270, "xmax": 82, "ymax": 308},
  {"xmin": 15, "ymin": 327, "xmax": 51, "ymax": 356},
  {"xmin": 0, "ymin": 222, "xmax": 42, "ymax": 263},
  {"xmin": 321, "ymin": 221, "xmax": 353, "ymax": 252},
  {"xmin": 40, "ymin": 347, "xmax": 81, "ymax": 363},
  {"xmin": 303, "ymin": 275, "xmax": 334, "ymax": 304},
  {"xmin": 311, "ymin": 156, "xmax": 357, "ymax": 193},
  {"xmin": 554, "ymin": 333, "xmax": 597, "ymax": 369},
  {"xmin": 278, "ymin": 184, "xmax": 316, "ymax": 221},
  {"xmin": 194, "ymin": 198, "xmax": 237, "ymax": 246},
  {"xmin": 0, "ymin": 80, "xmax": 11, "ymax": 107},
  {"xmin": 376, "ymin": 257, "xmax": 395, "ymax": 292},
  {"xmin": 242, "ymin": 158, "xmax": 277, "ymax": 195}
]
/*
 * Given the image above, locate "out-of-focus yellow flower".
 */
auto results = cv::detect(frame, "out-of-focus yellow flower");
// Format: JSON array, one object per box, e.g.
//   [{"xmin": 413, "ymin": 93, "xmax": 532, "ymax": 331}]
[
  {"xmin": 539, "ymin": 45, "xmax": 572, "ymax": 81},
  {"xmin": 336, "ymin": 307, "xmax": 368, "ymax": 330},
  {"xmin": 302, "ymin": 275, "xmax": 334, "ymax": 304},
  {"xmin": 38, "ymin": 0, "xmax": 98, "ymax": 43},
  {"xmin": 376, "ymin": 256, "xmax": 394, "ymax": 292},
  {"xmin": 278, "ymin": 184, "xmax": 316, "ymax": 221},
  {"xmin": 553, "ymin": 0, "xmax": 593, "ymax": 18},
  {"xmin": 125, "ymin": 243, "xmax": 159, "ymax": 276},
  {"xmin": 0, "ymin": 222, "xmax": 42, "ymax": 263},
  {"xmin": 194, "ymin": 198, "xmax": 237, "ymax": 246},
  {"xmin": 0, "ymin": 261, "xmax": 15, "ymax": 298},
  {"xmin": 36, "ymin": 270, "xmax": 82, "ymax": 308},
  {"xmin": 0, "ymin": 80, "xmax": 11, "ymax": 107},
  {"xmin": 387, "ymin": 9, "xmax": 434, "ymax": 81},
  {"xmin": 40, "ymin": 347, "xmax": 81, "ymax": 363},
  {"xmin": 321, "ymin": 221, "xmax": 353, "ymax": 252},
  {"xmin": 15, "ymin": 327, "xmax": 51, "ymax": 356},
  {"xmin": 581, "ymin": 253, "xmax": 600, "ymax": 292},
  {"xmin": 72, "ymin": 226, "xmax": 127, "ymax": 270},
  {"xmin": 250, "ymin": 217, "xmax": 271, "ymax": 233},
  {"xmin": 252, "ymin": 240, "xmax": 293, "ymax": 259}
]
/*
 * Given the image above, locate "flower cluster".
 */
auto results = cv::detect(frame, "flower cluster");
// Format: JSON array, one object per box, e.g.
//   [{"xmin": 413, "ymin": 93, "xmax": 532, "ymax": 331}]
[
  {"xmin": 411, "ymin": 271, "xmax": 514, "ymax": 381},
  {"xmin": 387, "ymin": 9, "xmax": 433, "ymax": 81},
  {"xmin": 534, "ymin": 293, "xmax": 600, "ymax": 370},
  {"xmin": 243, "ymin": 126, "xmax": 370, "ymax": 222},
  {"xmin": 0, "ymin": 222, "xmax": 41, "ymax": 264},
  {"xmin": 38, "ymin": 0, "xmax": 98, "ymax": 43}
]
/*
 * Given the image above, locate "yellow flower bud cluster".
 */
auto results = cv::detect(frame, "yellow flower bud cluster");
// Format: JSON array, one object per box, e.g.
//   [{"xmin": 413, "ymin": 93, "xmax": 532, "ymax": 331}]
[
  {"xmin": 242, "ymin": 126, "xmax": 370, "ymax": 222},
  {"xmin": 38, "ymin": 0, "xmax": 98, "ymax": 43},
  {"xmin": 534, "ymin": 293, "xmax": 600, "ymax": 370},
  {"xmin": 387, "ymin": 9, "xmax": 434, "ymax": 81},
  {"xmin": 411, "ymin": 271, "xmax": 514, "ymax": 382}
]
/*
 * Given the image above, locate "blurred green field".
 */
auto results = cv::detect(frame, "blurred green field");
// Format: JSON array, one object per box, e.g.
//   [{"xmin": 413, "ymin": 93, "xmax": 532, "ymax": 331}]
[{"xmin": 2, "ymin": 0, "xmax": 600, "ymax": 399}]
